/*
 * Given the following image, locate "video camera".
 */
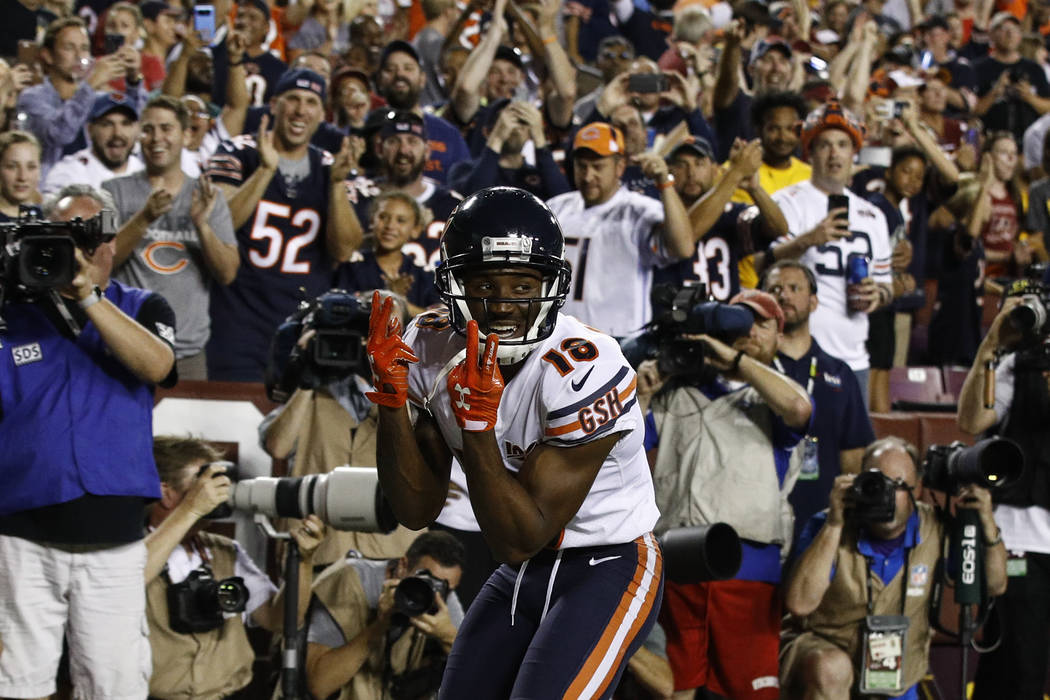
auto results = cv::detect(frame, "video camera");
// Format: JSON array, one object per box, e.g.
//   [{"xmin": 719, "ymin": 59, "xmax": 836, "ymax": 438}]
[
  {"xmin": 621, "ymin": 282, "xmax": 754, "ymax": 376},
  {"xmin": 923, "ymin": 438, "xmax": 1024, "ymax": 494},
  {"xmin": 1004, "ymin": 279, "xmax": 1050, "ymax": 344},
  {"xmin": 167, "ymin": 565, "xmax": 250, "ymax": 634},
  {"xmin": 265, "ymin": 288, "xmax": 373, "ymax": 403},
  {"xmin": 0, "ymin": 206, "xmax": 116, "ymax": 326}
]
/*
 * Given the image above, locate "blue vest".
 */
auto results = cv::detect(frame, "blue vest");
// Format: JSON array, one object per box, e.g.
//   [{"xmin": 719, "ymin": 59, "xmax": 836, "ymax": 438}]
[{"xmin": 0, "ymin": 281, "xmax": 162, "ymax": 516}]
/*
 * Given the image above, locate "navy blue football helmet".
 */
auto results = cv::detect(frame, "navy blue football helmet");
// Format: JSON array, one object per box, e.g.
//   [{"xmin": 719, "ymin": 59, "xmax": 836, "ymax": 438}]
[{"xmin": 436, "ymin": 187, "xmax": 572, "ymax": 363}]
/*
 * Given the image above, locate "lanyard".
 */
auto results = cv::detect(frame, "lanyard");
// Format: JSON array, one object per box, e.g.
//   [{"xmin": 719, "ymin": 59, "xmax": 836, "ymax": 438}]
[
  {"xmin": 774, "ymin": 355, "xmax": 818, "ymax": 395},
  {"xmin": 864, "ymin": 547, "xmax": 911, "ymax": 617}
]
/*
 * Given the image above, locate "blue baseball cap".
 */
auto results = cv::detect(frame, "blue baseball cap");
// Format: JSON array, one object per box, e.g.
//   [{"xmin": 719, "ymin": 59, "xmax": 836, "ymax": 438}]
[
  {"xmin": 272, "ymin": 68, "xmax": 327, "ymax": 103},
  {"xmin": 90, "ymin": 92, "xmax": 138, "ymax": 122}
]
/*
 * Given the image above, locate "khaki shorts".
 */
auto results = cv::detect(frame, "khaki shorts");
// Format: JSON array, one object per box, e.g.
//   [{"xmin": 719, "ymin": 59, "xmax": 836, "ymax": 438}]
[{"xmin": 0, "ymin": 536, "xmax": 151, "ymax": 699}]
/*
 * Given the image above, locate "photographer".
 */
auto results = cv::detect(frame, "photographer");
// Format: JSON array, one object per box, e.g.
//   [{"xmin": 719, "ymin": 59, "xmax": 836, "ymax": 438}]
[
  {"xmin": 304, "ymin": 530, "xmax": 466, "ymax": 700},
  {"xmin": 144, "ymin": 435, "xmax": 326, "ymax": 699},
  {"xmin": 0, "ymin": 184, "xmax": 176, "ymax": 698},
  {"xmin": 639, "ymin": 289, "xmax": 812, "ymax": 700},
  {"xmin": 957, "ymin": 291, "xmax": 1050, "ymax": 698},
  {"xmin": 780, "ymin": 437, "xmax": 1006, "ymax": 699},
  {"xmin": 260, "ymin": 288, "xmax": 418, "ymax": 566}
]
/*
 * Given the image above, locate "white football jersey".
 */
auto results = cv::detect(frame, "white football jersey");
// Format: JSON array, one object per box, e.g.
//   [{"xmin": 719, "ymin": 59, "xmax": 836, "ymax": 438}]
[
  {"xmin": 43, "ymin": 147, "xmax": 144, "ymax": 195},
  {"xmin": 546, "ymin": 187, "xmax": 677, "ymax": 338},
  {"xmin": 773, "ymin": 180, "xmax": 892, "ymax": 371},
  {"xmin": 402, "ymin": 311, "xmax": 660, "ymax": 549}
]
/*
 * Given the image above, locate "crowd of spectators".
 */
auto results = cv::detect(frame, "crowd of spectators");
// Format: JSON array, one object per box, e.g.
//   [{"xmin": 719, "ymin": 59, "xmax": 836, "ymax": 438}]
[{"xmin": 1, "ymin": 0, "xmax": 1050, "ymax": 694}]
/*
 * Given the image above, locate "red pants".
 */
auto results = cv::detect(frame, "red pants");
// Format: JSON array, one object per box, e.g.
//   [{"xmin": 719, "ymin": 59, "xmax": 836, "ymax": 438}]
[{"xmin": 659, "ymin": 579, "xmax": 782, "ymax": 699}]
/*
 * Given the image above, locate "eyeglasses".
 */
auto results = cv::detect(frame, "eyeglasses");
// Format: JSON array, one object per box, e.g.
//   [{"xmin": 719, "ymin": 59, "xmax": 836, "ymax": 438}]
[{"xmin": 600, "ymin": 50, "xmax": 634, "ymax": 61}]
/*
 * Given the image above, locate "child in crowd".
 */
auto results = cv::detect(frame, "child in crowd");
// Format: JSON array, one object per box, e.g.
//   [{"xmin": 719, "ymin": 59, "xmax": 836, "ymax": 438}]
[{"xmin": 333, "ymin": 190, "xmax": 439, "ymax": 316}]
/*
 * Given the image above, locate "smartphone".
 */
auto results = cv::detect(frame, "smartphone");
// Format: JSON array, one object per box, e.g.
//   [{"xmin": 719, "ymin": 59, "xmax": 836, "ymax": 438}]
[
  {"xmin": 628, "ymin": 73, "xmax": 669, "ymax": 94},
  {"xmin": 103, "ymin": 33, "xmax": 124, "ymax": 55},
  {"xmin": 892, "ymin": 100, "xmax": 907, "ymax": 119},
  {"xmin": 828, "ymin": 193, "xmax": 849, "ymax": 222},
  {"xmin": 193, "ymin": 4, "xmax": 216, "ymax": 43}
]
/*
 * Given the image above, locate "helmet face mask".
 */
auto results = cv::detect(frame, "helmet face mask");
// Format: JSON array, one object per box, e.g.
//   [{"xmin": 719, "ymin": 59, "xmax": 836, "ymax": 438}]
[{"xmin": 435, "ymin": 187, "xmax": 572, "ymax": 364}]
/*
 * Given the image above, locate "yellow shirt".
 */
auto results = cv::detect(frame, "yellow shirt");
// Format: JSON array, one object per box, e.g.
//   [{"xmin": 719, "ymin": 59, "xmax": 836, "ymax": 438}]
[{"xmin": 729, "ymin": 157, "xmax": 812, "ymax": 288}]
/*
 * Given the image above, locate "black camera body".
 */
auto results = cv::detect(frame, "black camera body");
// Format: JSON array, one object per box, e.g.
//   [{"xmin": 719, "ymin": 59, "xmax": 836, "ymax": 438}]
[
  {"xmin": 923, "ymin": 438, "xmax": 1024, "ymax": 493},
  {"xmin": 394, "ymin": 569, "xmax": 450, "ymax": 618},
  {"xmin": 848, "ymin": 470, "xmax": 898, "ymax": 523},
  {"xmin": 0, "ymin": 207, "xmax": 116, "ymax": 316},
  {"xmin": 1004, "ymin": 279, "xmax": 1050, "ymax": 342},
  {"xmin": 196, "ymin": 461, "xmax": 238, "ymax": 520},
  {"xmin": 621, "ymin": 282, "xmax": 754, "ymax": 377},
  {"xmin": 167, "ymin": 566, "xmax": 250, "ymax": 634},
  {"xmin": 265, "ymin": 288, "xmax": 372, "ymax": 402}
]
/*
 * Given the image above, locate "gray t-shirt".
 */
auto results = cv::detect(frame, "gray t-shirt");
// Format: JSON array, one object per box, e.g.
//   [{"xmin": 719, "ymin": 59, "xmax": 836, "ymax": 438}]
[
  {"xmin": 307, "ymin": 558, "xmax": 465, "ymax": 648},
  {"xmin": 104, "ymin": 172, "xmax": 236, "ymax": 358}
]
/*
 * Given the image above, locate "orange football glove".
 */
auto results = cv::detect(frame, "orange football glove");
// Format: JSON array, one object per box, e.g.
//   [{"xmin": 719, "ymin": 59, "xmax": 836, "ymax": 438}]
[
  {"xmin": 365, "ymin": 290, "xmax": 419, "ymax": 408},
  {"xmin": 447, "ymin": 320, "xmax": 505, "ymax": 432}
]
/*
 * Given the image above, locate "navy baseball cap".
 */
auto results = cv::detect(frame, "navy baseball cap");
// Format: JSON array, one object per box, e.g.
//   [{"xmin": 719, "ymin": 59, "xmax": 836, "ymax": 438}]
[
  {"xmin": 378, "ymin": 109, "xmax": 427, "ymax": 140},
  {"xmin": 667, "ymin": 135, "xmax": 715, "ymax": 162},
  {"xmin": 272, "ymin": 68, "xmax": 327, "ymax": 102},
  {"xmin": 379, "ymin": 40, "xmax": 420, "ymax": 69},
  {"xmin": 90, "ymin": 92, "xmax": 138, "ymax": 122},
  {"xmin": 749, "ymin": 36, "xmax": 792, "ymax": 67},
  {"xmin": 238, "ymin": 0, "xmax": 270, "ymax": 19}
]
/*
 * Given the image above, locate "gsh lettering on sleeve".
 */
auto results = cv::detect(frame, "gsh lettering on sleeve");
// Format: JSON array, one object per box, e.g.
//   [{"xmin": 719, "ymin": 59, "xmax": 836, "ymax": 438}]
[{"xmin": 578, "ymin": 387, "xmax": 624, "ymax": 434}]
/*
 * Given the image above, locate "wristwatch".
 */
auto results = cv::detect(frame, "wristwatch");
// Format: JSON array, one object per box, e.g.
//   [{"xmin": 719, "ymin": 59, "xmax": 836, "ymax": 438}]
[
  {"xmin": 78, "ymin": 285, "xmax": 103, "ymax": 310},
  {"xmin": 656, "ymin": 173, "xmax": 676, "ymax": 190}
]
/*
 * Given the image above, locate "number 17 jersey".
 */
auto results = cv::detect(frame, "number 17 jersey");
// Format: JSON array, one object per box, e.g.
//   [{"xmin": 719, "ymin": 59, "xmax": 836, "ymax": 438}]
[
  {"xmin": 402, "ymin": 311, "xmax": 660, "ymax": 549},
  {"xmin": 205, "ymin": 137, "xmax": 337, "ymax": 381}
]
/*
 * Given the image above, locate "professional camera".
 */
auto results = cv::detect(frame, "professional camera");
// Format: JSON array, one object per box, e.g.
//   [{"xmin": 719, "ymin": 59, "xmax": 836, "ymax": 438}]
[
  {"xmin": 1004, "ymin": 279, "xmax": 1050, "ymax": 342},
  {"xmin": 265, "ymin": 288, "xmax": 372, "ymax": 402},
  {"xmin": 848, "ymin": 470, "xmax": 900, "ymax": 523},
  {"xmin": 394, "ymin": 569, "xmax": 451, "ymax": 617},
  {"xmin": 0, "ymin": 206, "xmax": 116, "ymax": 323},
  {"xmin": 167, "ymin": 565, "xmax": 249, "ymax": 634},
  {"xmin": 620, "ymin": 282, "xmax": 754, "ymax": 376},
  {"xmin": 923, "ymin": 438, "xmax": 1024, "ymax": 493},
  {"xmin": 228, "ymin": 466, "xmax": 398, "ymax": 533},
  {"xmin": 196, "ymin": 461, "xmax": 238, "ymax": 520},
  {"xmin": 658, "ymin": 523, "xmax": 742, "ymax": 583}
]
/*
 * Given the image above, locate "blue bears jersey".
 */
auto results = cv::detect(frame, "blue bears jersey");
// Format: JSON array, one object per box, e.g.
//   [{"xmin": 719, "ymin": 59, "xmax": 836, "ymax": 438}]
[
  {"xmin": 205, "ymin": 136, "xmax": 338, "ymax": 381},
  {"xmin": 653, "ymin": 201, "xmax": 755, "ymax": 302}
]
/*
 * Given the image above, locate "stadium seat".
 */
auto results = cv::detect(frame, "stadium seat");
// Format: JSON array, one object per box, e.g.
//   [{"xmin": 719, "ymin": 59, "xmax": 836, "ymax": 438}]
[{"xmin": 889, "ymin": 367, "xmax": 954, "ymax": 411}]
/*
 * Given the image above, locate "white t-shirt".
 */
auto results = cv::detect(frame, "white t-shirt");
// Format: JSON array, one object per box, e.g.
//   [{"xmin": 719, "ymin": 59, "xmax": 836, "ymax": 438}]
[
  {"xmin": 773, "ymin": 180, "xmax": 893, "ymax": 370},
  {"xmin": 546, "ymin": 187, "xmax": 677, "ymax": 338},
  {"xmin": 990, "ymin": 352, "xmax": 1050, "ymax": 555},
  {"xmin": 43, "ymin": 147, "xmax": 144, "ymax": 195},
  {"xmin": 403, "ymin": 311, "xmax": 660, "ymax": 548}
]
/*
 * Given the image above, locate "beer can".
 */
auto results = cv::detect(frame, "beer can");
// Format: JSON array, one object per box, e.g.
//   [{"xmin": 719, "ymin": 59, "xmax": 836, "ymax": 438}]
[{"xmin": 846, "ymin": 253, "xmax": 869, "ymax": 284}]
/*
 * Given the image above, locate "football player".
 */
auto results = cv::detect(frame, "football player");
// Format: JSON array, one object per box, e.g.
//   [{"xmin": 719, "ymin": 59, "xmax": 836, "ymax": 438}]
[{"xmin": 366, "ymin": 186, "xmax": 663, "ymax": 698}]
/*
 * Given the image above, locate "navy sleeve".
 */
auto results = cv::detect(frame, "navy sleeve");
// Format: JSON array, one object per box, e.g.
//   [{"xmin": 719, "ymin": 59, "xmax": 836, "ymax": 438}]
[
  {"xmin": 449, "ymin": 151, "xmax": 500, "ymax": 195},
  {"xmin": 135, "ymin": 292, "xmax": 178, "ymax": 388},
  {"xmin": 839, "ymin": 366, "xmax": 876, "ymax": 449},
  {"xmin": 535, "ymin": 147, "xmax": 572, "ymax": 198}
]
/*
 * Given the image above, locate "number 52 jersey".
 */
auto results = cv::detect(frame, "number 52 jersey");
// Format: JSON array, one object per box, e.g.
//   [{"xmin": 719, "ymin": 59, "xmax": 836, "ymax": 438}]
[{"xmin": 402, "ymin": 311, "xmax": 660, "ymax": 549}]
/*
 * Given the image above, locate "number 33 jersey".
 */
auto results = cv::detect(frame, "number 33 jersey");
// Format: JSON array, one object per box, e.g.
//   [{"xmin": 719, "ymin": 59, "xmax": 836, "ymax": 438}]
[{"xmin": 402, "ymin": 311, "xmax": 660, "ymax": 549}]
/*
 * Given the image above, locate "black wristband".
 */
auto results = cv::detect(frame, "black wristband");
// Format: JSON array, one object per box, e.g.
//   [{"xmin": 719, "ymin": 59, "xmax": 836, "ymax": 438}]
[
  {"xmin": 729, "ymin": 350, "xmax": 745, "ymax": 372},
  {"xmin": 230, "ymin": 58, "xmax": 246, "ymax": 66}
]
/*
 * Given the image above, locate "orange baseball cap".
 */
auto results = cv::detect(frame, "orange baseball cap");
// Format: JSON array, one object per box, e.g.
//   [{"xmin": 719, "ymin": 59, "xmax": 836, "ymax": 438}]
[{"xmin": 572, "ymin": 122, "xmax": 626, "ymax": 157}]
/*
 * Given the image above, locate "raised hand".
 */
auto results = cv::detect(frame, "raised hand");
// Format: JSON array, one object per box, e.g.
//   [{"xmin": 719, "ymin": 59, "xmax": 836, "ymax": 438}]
[
  {"xmin": 447, "ymin": 320, "xmax": 504, "ymax": 432},
  {"xmin": 257, "ymin": 114, "xmax": 279, "ymax": 171},
  {"xmin": 365, "ymin": 290, "xmax": 419, "ymax": 408}
]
